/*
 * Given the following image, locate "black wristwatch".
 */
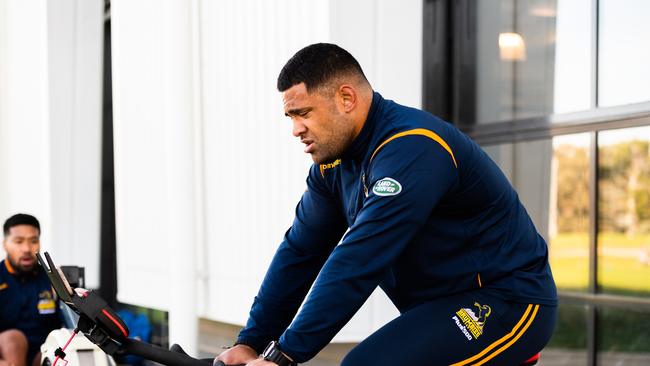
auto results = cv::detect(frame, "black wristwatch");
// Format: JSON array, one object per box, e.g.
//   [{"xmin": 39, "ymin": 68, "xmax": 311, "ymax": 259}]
[{"xmin": 262, "ymin": 341, "xmax": 296, "ymax": 366}]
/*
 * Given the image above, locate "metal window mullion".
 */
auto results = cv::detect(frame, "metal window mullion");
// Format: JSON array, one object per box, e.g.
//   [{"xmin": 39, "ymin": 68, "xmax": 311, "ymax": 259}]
[
  {"xmin": 512, "ymin": 0, "xmax": 518, "ymax": 120},
  {"xmin": 592, "ymin": 0, "xmax": 600, "ymax": 109},
  {"xmin": 99, "ymin": 18, "xmax": 117, "ymax": 307},
  {"xmin": 422, "ymin": 0, "xmax": 454, "ymax": 121},
  {"xmin": 452, "ymin": 0, "xmax": 477, "ymax": 125},
  {"xmin": 587, "ymin": 130, "xmax": 599, "ymax": 366},
  {"xmin": 587, "ymin": 304, "xmax": 597, "ymax": 366},
  {"xmin": 589, "ymin": 131, "xmax": 598, "ymax": 295}
]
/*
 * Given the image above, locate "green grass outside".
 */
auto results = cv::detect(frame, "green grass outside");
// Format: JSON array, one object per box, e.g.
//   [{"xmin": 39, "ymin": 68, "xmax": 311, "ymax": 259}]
[{"xmin": 599, "ymin": 232, "xmax": 650, "ymax": 248}]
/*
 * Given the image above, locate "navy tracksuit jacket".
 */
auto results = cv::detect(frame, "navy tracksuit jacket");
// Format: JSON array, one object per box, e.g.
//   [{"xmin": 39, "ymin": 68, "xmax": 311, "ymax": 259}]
[{"xmin": 237, "ymin": 92, "xmax": 557, "ymax": 362}]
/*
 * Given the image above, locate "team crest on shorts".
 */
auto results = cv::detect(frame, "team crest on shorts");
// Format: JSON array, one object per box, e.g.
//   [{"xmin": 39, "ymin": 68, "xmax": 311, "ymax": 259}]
[{"xmin": 452, "ymin": 302, "xmax": 492, "ymax": 341}]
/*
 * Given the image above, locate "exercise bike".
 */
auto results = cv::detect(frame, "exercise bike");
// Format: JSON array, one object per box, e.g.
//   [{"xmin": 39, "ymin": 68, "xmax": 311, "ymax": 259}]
[{"xmin": 37, "ymin": 252, "xmax": 242, "ymax": 366}]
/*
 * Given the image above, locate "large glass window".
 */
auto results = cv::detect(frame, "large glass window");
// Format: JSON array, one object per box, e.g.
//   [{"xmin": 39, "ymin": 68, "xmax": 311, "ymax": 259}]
[
  {"xmin": 474, "ymin": 0, "xmax": 595, "ymax": 124},
  {"xmin": 598, "ymin": 126, "xmax": 650, "ymax": 297},
  {"xmin": 475, "ymin": 0, "xmax": 561, "ymax": 124},
  {"xmin": 459, "ymin": 0, "xmax": 650, "ymax": 126},
  {"xmin": 553, "ymin": 0, "xmax": 592, "ymax": 114},
  {"xmin": 598, "ymin": 0, "xmax": 650, "ymax": 107}
]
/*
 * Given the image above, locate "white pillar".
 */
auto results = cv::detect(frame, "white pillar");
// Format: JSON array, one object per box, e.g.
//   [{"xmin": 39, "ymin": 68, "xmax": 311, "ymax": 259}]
[
  {"xmin": 111, "ymin": 1, "xmax": 201, "ymax": 346},
  {"xmin": 0, "ymin": 0, "xmax": 52, "ymax": 243},
  {"xmin": 0, "ymin": 0, "xmax": 102, "ymax": 284},
  {"xmin": 46, "ymin": 0, "xmax": 104, "ymax": 287},
  {"xmin": 163, "ymin": 0, "xmax": 198, "ymax": 355}
]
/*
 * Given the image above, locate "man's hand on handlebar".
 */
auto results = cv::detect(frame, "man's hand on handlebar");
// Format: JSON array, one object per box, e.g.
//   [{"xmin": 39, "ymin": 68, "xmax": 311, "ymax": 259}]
[{"xmin": 214, "ymin": 344, "xmax": 258, "ymax": 366}]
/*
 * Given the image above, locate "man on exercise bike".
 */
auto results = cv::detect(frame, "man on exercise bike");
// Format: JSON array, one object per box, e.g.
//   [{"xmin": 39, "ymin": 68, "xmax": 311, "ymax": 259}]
[{"xmin": 217, "ymin": 43, "xmax": 557, "ymax": 366}]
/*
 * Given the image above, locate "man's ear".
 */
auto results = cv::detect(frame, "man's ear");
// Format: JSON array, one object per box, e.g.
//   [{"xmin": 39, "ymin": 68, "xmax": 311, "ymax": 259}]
[{"xmin": 338, "ymin": 84, "xmax": 357, "ymax": 113}]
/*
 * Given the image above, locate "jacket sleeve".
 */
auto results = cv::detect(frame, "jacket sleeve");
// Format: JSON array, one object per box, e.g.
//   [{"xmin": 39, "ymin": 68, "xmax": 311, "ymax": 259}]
[
  {"xmin": 236, "ymin": 164, "xmax": 348, "ymax": 353},
  {"xmin": 278, "ymin": 135, "xmax": 459, "ymax": 362}
]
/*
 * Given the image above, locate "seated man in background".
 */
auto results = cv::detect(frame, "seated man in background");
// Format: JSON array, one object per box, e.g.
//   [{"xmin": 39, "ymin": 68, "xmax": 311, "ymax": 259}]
[{"xmin": 0, "ymin": 214, "xmax": 61, "ymax": 366}]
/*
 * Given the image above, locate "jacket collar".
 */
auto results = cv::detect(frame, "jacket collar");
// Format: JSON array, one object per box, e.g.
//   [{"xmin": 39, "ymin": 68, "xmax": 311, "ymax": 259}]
[
  {"xmin": 4, "ymin": 258, "xmax": 15, "ymax": 274},
  {"xmin": 341, "ymin": 92, "xmax": 383, "ymax": 162}
]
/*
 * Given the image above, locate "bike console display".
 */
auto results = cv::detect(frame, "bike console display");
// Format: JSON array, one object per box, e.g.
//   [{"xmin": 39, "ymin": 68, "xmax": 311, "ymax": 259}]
[{"xmin": 37, "ymin": 252, "xmax": 129, "ymax": 355}]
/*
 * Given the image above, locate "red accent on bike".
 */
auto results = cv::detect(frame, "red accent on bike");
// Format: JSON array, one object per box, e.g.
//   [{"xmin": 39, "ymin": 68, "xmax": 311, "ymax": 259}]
[
  {"xmin": 102, "ymin": 309, "xmax": 128, "ymax": 338},
  {"xmin": 521, "ymin": 352, "xmax": 540, "ymax": 365}
]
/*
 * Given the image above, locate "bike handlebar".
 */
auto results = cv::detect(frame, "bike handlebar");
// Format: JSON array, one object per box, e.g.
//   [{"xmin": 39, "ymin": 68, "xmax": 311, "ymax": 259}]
[
  {"xmin": 122, "ymin": 338, "xmax": 211, "ymax": 366},
  {"xmin": 121, "ymin": 339, "xmax": 247, "ymax": 366}
]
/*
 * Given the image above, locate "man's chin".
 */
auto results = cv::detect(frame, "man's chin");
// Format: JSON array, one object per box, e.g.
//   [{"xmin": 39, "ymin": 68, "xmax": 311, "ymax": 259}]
[
  {"xmin": 10, "ymin": 259, "xmax": 36, "ymax": 274},
  {"xmin": 311, "ymin": 155, "xmax": 329, "ymax": 165},
  {"xmin": 310, "ymin": 152, "xmax": 337, "ymax": 165},
  {"xmin": 19, "ymin": 263, "xmax": 36, "ymax": 273}
]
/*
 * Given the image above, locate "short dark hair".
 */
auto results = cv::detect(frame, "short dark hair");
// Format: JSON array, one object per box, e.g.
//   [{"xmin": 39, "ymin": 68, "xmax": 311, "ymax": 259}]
[
  {"xmin": 277, "ymin": 43, "xmax": 368, "ymax": 92},
  {"xmin": 3, "ymin": 213, "xmax": 41, "ymax": 237}
]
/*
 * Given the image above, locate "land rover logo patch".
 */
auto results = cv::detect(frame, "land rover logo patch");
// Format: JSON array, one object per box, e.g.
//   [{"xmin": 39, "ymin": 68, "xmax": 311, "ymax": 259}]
[{"xmin": 372, "ymin": 177, "xmax": 402, "ymax": 196}]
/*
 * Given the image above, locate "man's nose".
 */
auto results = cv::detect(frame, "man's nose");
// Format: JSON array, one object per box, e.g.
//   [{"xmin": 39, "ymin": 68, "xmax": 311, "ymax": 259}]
[{"xmin": 292, "ymin": 119, "xmax": 307, "ymax": 137}]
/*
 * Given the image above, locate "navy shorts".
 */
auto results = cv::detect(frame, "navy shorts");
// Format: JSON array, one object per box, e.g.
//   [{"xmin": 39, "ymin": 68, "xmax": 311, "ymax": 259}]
[{"xmin": 341, "ymin": 289, "xmax": 557, "ymax": 366}]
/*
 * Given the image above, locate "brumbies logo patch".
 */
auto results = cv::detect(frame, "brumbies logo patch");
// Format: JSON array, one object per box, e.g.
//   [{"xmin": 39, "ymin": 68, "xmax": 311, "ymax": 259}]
[
  {"xmin": 372, "ymin": 177, "xmax": 402, "ymax": 196},
  {"xmin": 452, "ymin": 302, "xmax": 492, "ymax": 341}
]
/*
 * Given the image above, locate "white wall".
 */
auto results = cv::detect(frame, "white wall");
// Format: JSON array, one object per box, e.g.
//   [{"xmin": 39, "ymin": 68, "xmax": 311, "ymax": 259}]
[
  {"xmin": 0, "ymin": 0, "xmax": 52, "ymax": 249},
  {"xmin": 112, "ymin": 0, "xmax": 423, "ymax": 345},
  {"xmin": 47, "ymin": 0, "xmax": 104, "ymax": 288},
  {"xmin": 198, "ymin": 0, "xmax": 329, "ymax": 327},
  {"xmin": 111, "ymin": 0, "xmax": 172, "ymax": 310},
  {"xmin": 0, "ymin": 0, "xmax": 103, "ymax": 287}
]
